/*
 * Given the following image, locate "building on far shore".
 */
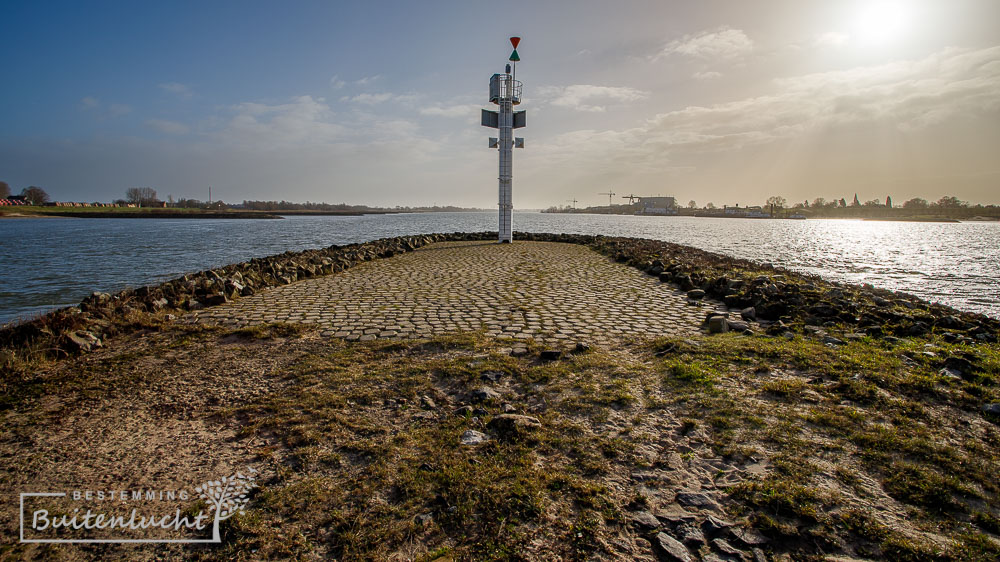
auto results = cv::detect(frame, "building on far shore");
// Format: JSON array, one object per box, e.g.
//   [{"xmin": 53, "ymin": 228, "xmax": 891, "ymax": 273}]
[
  {"xmin": 722, "ymin": 204, "xmax": 769, "ymax": 218},
  {"xmin": 635, "ymin": 196, "xmax": 677, "ymax": 215}
]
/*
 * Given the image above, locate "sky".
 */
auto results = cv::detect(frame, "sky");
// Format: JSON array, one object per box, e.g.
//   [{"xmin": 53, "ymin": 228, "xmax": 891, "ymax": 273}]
[{"xmin": 1, "ymin": 0, "xmax": 999, "ymax": 209}]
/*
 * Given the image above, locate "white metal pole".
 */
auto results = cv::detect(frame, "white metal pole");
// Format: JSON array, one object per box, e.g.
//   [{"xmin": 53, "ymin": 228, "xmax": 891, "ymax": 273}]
[{"xmin": 498, "ymin": 70, "xmax": 513, "ymax": 243}]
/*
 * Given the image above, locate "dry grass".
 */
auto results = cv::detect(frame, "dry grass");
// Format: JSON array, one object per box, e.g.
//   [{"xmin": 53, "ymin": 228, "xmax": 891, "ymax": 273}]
[{"xmin": 1, "ymin": 321, "xmax": 998, "ymax": 560}]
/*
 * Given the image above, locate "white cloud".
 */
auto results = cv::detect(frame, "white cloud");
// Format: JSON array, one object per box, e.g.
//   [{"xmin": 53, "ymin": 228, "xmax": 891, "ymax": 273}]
[
  {"xmin": 656, "ymin": 27, "xmax": 753, "ymax": 62},
  {"xmin": 342, "ymin": 92, "xmax": 419, "ymax": 106},
  {"xmin": 539, "ymin": 84, "xmax": 649, "ymax": 112},
  {"xmin": 345, "ymin": 92, "xmax": 396, "ymax": 104},
  {"xmin": 693, "ymin": 71, "xmax": 722, "ymax": 80},
  {"xmin": 638, "ymin": 46, "xmax": 1000, "ymax": 154},
  {"xmin": 330, "ymin": 75, "xmax": 346, "ymax": 89},
  {"xmin": 79, "ymin": 97, "xmax": 130, "ymax": 118},
  {"xmin": 218, "ymin": 95, "xmax": 345, "ymax": 148},
  {"xmin": 354, "ymin": 75, "xmax": 381, "ymax": 86},
  {"xmin": 159, "ymin": 82, "xmax": 193, "ymax": 98},
  {"xmin": 145, "ymin": 118, "xmax": 190, "ymax": 135},
  {"xmin": 527, "ymin": 45, "xmax": 1000, "ymax": 193},
  {"xmin": 419, "ymin": 104, "xmax": 480, "ymax": 118},
  {"xmin": 813, "ymin": 31, "xmax": 850, "ymax": 47},
  {"xmin": 108, "ymin": 103, "xmax": 132, "ymax": 117}
]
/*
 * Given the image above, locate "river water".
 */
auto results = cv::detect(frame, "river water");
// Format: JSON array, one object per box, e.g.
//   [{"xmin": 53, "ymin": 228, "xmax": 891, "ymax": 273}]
[{"xmin": 1, "ymin": 212, "xmax": 997, "ymax": 324}]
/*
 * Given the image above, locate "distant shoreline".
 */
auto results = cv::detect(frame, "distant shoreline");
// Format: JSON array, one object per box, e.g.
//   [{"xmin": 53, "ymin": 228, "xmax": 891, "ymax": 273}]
[
  {"xmin": 540, "ymin": 210, "xmax": 996, "ymax": 223},
  {"xmin": 1, "ymin": 210, "xmax": 285, "ymax": 219},
  {"xmin": 862, "ymin": 216, "xmax": 961, "ymax": 223},
  {"xmin": 0, "ymin": 208, "xmax": 497, "ymax": 219}
]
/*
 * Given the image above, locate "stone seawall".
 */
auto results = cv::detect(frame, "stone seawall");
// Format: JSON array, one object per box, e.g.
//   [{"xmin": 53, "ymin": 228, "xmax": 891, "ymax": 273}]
[{"xmin": 2, "ymin": 232, "xmax": 997, "ymax": 357}]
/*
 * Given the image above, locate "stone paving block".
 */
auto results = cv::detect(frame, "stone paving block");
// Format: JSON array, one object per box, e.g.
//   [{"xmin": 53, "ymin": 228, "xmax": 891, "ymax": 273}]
[{"xmin": 186, "ymin": 240, "xmax": 707, "ymax": 345}]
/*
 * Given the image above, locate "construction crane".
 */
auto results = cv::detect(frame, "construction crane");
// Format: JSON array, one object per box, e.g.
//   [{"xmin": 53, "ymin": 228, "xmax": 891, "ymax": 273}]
[
  {"xmin": 598, "ymin": 190, "xmax": 616, "ymax": 207},
  {"xmin": 622, "ymin": 194, "xmax": 639, "ymax": 205},
  {"xmin": 566, "ymin": 198, "xmax": 578, "ymax": 209}
]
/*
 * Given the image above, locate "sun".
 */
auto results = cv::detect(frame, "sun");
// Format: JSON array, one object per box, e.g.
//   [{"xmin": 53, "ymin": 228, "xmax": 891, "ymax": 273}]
[{"xmin": 854, "ymin": 1, "xmax": 909, "ymax": 45}]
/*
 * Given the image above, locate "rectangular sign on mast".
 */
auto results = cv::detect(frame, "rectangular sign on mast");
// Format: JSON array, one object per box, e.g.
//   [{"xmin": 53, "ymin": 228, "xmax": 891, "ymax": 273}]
[
  {"xmin": 513, "ymin": 111, "xmax": 526, "ymax": 129},
  {"xmin": 481, "ymin": 109, "xmax": 499, "ymax": 128}
]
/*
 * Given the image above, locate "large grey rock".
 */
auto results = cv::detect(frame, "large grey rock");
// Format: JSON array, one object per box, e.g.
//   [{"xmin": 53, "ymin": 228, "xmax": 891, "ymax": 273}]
[
  {"xmin": 939, "ymin": 367, "xmax": 962, "ymax": 381},
  {"xmin": 655, "ymin": 532, "xmax": 694, "ymax": 562},
  {"xmin": 705, "ymin": 311, "xmax": 728, "ymax": 323},
  {"xmin": 90, "ymin": 292, "xmax": 111, "ymax": 303},
  {"xmin": 65, "ymin": 330, "xmax": 102, "ymax": 353},
  {"xmin": 480, "ymin": 370, "xmax": 504, "ymax": 383},
  {"xmin": 459, "ymin": 430, "xmax": 489, "ymax": 445},
  {"xmin": 726, "ymin": 320, "xmax": 750, "ymax": 333},
  {"xmin": 679, "ymin": 524, "xmax": 706, "ymax": 547},
  {"xmin": 630, "ymin": 510, "xmax": 661, "ymax": 530},
  {"xmin": 487, "ymin": 414, "xmax": 542, "ymax": 437},
  {"xmin": 983, "ymin": 404, "xmax": 1000, "ymax": 416},
  {"xmin": 687, "ymin": 289, "xmax": 706, "ymax": 300},
  {"xmin": 702, "ymin": 514, "xmax": 733, "ymax": 535},
  {"xmin": 675, "ymin": 274, "xmax": 694, "ymax": 291},
  {"xmin": 731, "ymin": 526, "xmax": 769, "ymax": 546},
  {"xmin": 708, "ymin": 316, "xmax": 729, "ymax": 334},
  {"xmin": 740, "ymin": 307, "xmax": 756, "ymax": 321},
  {"xmin": 937, "ymin": 315, "xmax": 968, "ymax": 330},
  {"xmin": 944, "ymin": 356, "xmax": 977, "ymax": 375},
  {"xmin": 712, "ymin": 538, "xmax": 746, "ymax": 557},
  {"xmin": 202, "ymin": 293, "xmax": 228, "ymax": 306},
  {"xmin": 675, "ymin": 491, "xmax": 721, "ymax": 511},
  {"xmin": 471, "ymin": 387, "xmax": 501, "ymax": 403}
]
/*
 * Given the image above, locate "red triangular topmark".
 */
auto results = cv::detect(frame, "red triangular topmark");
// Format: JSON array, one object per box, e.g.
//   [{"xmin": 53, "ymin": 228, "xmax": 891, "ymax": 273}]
[{"xmin": 510, "ymin": 37, "xmax": 521, "ymax": 49}]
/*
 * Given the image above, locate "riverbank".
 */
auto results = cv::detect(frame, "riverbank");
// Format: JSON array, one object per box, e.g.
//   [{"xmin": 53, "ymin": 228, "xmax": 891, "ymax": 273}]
[
  {"xmin": 546, "ymin": 208, "xmax": 1000, "ymax": 222},
  {"xmin": 2, "ymin": 234, "xmax": 998, "ymax": 559},
  {"xmin": 0, "ymin": 207, "xmax": 480, "ymax": 219},
  {"xmin": 0, "ymin": 207, "xmax": 284, "ymax": 219},
  {"xmin": 864, "ymin": 216, "xmax": 961, "ymax": 223}
]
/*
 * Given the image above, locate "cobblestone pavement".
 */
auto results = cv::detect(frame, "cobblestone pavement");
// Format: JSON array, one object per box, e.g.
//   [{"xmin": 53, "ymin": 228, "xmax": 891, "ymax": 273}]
[{"xmin": 187, "ymin": 240, "xmax": 709, "ymax": 349}]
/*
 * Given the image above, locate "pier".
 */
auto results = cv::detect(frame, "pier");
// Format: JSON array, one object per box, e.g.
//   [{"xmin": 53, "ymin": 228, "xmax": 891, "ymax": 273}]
[{"xmin": 188, "ymin": 240, "xmax": 705, "ymax": 350}]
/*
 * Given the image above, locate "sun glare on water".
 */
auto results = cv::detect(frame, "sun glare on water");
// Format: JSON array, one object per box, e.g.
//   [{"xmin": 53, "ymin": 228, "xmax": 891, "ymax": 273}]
[{"xmin": 853, "ymin": 1, "xmax": 909, "ymax": 45}]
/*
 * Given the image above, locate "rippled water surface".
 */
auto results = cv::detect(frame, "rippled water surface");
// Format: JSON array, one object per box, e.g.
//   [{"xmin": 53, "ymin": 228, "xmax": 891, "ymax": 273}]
[{"xmin": 1, "ymin": 212, "xmax": 997, "ymax": 323}]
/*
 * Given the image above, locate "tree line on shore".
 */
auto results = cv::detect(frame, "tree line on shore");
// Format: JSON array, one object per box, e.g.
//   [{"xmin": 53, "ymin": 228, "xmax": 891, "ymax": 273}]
[
  {"xmin": 740, "ymin": 194, "xmax": 998, "ymax": 218},
  {"xmin": 0, "ymin": 181, "xmax": 50, "ymax": 205},
  {"xmin": 547, "ymin": 193, "xmax": 1000, "ymax": 219},
  {"xmin": 0, "ymin": 182, "xmax": 485, "ymax": 213}
]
